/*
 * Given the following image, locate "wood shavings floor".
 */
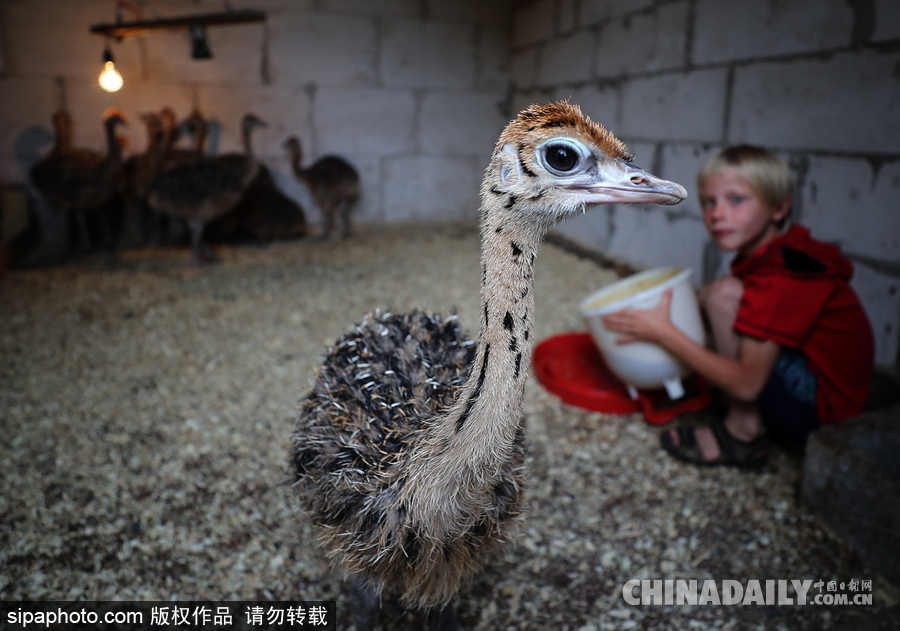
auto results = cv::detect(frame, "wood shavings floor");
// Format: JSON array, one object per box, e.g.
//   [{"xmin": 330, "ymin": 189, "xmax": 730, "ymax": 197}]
[{"xmin": 1, "ymin": 222, "xmax": 890, "ymax": 630}]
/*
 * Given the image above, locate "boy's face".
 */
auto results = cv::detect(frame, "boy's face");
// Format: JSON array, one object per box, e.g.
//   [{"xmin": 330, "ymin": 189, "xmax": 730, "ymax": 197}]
[{"xmin": 699, "ymin": 168, "xmax": 789, "ymax": 257}]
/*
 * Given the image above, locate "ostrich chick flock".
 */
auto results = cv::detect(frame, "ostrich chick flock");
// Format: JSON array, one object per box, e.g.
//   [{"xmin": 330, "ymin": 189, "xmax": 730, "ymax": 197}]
[{"xmin": 28, "ymin": 107, "xmax": 360, "ymax": 265}]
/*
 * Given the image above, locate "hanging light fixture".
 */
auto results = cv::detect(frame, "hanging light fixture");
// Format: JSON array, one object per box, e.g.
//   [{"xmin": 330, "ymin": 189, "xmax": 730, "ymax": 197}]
[
  {"xmin": 98, "ymin": 44, "xmax": 124, "ymax": 92},
  {"xmin": 189, "ymin": 24, "xmax": 212, "ymax": 59}
]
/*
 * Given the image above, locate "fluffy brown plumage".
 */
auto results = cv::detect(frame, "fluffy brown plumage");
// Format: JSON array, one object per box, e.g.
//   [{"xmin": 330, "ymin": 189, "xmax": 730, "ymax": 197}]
[
  {"xmin": 146, "ymin": 113, "xmax": 266, "ymax": 264},
  {"xmin": 290, "ymin": 101, "xmax": 687, "ymax": 627},
  {"xmin": 29, "ymin": 108, "xmax": 127, "ymax": 251},
  {"xmin": 284, "ymin": 137, "xmax": 359, "ymax": 239}
]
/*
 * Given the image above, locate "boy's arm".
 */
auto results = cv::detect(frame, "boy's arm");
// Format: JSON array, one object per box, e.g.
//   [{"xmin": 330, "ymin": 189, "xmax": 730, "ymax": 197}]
[{"xmin": 601, "ymin": 290, "xmax": 780, "ymax": 402}]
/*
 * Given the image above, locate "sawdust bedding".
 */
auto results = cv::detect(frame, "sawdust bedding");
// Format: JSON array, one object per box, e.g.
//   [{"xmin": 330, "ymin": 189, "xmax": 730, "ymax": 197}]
[{"xmin": 0, "ymin": 222, "xmax": 889, "ymax": 630}]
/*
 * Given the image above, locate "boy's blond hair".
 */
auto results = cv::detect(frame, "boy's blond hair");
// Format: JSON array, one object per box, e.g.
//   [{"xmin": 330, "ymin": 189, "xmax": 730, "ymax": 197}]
[{"xmin": 698, "ymin": 145, "xmax": 794, "ymax": 215}]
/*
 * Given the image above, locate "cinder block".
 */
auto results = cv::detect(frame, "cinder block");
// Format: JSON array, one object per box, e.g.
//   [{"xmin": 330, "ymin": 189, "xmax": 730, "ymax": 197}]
[
  {"xmin": 567, "ymin": 85, "xmax": 620, "ymax": 131},
  {"xmin": 802, "ymin": 405, "xmax": 900, "ymax": 584},
  {"xmin": 729, "ymin": 51, "xmax": 900, "ymax": 154},
  {"xmin": 419, "ymin": 92, "xmax": 507, "ymax": 158},
  {"xmin": 141, "ymin": 25, "xmax": 266, "ymax": 85},
  {"xmin": 873, "ymin": 0, "xmax": 900, "ymax": 42},
  {"xmin": 536, "ymin": 31, "xmax": 595, "ymax": 85},
  {"xmin": 314, "ymin": 88, "xmax": 417, "ymax": 156},
  {"xmin": 620, "ymin": 69, "xmax": 728, "ymax": 142},
  {"xmin": 693, "ymin": 0, "xmax": 852, "ymax": 64},
  {"xmin": 383, "ymin": 155, "xmax": 480, "ymax": 221},
  {"xmin": 268, "ymin": 12, "xmax": 377, "ymax": 86},
  {"xmin": 423, "ymin": 22, "xmax": 478, "ymax": 89},
  {"xmin": 321, "ymin": 0, "xmax": 416, "ymax": 17},
  {"xmin": 426, "ymin": 0, "xmax": 513, "ymax": 25},
  {"xmin": 196, "ymin": 84, "xmax": 312, "ymax": 161},
  {"xmin": 510, "ymin": 49, "xmax": 540, "ymax": 91},
  {"xmin": 658, "ymin": 144, "xmax": 720, "ymax": 221},
  {"xmin": 558, "ymin": 0, "xmax": 577, "ymax": 34},
  {"xmin": 380, "ymin": 20, "xmax": 477, "ymax": 89},
  {"xmin": 594, "ymin": 2, "xmax": 689, "ymax": 78},
  {"xmin": 580, "ymin": 0, "xmax": 655, "ymax": 27},
  {"xmin": 801, "ymin": 156, "xmax": 900, "ymax": 264},
  {"xmin": 850, "ymin": 263, "xmax": 900, "ymax": 367},
  {"xmin": 606, "ymin": 204, "xmax": 710, "ymax": 277},
  {"xmin": 380, "ymin": 18, "xmax": 427, "ymax": 87},
  {"xmin": 475, "ymin": 25, "xmax": 511, "ymax": 90},
  {"xmin": 512, "ymin": 0, "xmax": 555, "ymax": 47},
  {"xmin": 554, "ymin": 209, "xmax": 617, "ymax": 255}
]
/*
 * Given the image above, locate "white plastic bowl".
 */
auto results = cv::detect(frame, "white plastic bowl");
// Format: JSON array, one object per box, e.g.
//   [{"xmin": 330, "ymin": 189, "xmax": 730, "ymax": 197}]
[{"xmin": 580, "ymin": 267, "xmax": 704, "ymax": 400}]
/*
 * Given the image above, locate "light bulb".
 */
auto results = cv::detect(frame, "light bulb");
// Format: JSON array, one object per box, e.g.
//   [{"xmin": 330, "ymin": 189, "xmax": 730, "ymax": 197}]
[{"xmin": 99, "ymin": 60, "xmax": 123, "ymax": 92}]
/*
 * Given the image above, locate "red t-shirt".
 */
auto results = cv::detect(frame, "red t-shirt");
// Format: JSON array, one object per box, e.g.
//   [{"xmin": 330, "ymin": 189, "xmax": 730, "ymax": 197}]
[{"xmin": 731, "ymin": 225, "xmax": 874, "ymax": 423}]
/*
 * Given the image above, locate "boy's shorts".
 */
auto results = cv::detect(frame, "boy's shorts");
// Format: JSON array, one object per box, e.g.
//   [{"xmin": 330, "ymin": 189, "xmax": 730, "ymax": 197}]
[{"xmin": 759, "ymin": 347, "xmax": 820, "ymax": 444}]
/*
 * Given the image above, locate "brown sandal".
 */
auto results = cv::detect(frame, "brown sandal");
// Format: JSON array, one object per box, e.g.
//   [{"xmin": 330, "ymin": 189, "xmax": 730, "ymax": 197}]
[{"xmin": 660, "ymin": 418, "xmax": 769, "ymax": 469}]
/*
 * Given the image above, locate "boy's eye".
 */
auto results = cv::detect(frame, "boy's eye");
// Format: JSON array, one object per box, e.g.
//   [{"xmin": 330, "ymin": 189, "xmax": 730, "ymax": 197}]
[{"xmin": 729, "ymin": 195, "xmax": 745, "ymax": 205}]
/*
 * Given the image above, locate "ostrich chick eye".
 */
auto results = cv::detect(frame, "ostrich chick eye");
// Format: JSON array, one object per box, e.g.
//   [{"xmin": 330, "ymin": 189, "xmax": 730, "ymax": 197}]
[{"xmin": 543, "ymin": 143, "xmax": 580, "ymax": 173}]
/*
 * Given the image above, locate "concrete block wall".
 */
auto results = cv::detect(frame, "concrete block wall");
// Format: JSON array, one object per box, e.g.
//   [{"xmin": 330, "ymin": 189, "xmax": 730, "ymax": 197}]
[
  {"xmin": 0, "ymin": 0, "xmax": 514, "ymax": 228},
  {"xmin": 511, "ymin": 0, "xmax": 900, "ymax": 366},
  {"xmin": 2, "ymin": 0, "xmax": 899, "ymax": 367}
]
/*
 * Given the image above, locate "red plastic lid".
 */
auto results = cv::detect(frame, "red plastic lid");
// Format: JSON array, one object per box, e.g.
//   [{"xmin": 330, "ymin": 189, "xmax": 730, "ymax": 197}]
[
  {"xmin": 532, "ymin": 332, "xmax": 640, "ymax": 414},
  {"xmin": 532, "ymin": 332, "xmax": 712, "ymax": 423}
]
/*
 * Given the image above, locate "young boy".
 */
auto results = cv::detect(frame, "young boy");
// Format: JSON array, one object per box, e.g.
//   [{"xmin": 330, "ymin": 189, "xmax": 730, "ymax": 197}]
[{"xmin": 601, "ymin": 145, "xmax": 874, "ymax": 467}]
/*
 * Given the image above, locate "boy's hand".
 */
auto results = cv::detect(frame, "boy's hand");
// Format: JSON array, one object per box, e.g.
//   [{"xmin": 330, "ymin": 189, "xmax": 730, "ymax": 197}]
[{"xmin": 600, "ymin": 289, "xmax": 675, "ymax": 344}]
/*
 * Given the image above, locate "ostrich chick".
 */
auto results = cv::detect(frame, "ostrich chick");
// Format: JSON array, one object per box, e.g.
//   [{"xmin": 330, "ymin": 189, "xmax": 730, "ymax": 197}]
[
  {"xmin": 284, "ymin": 136, "xmax": 359, "ymax": 239},
  {"xmin": 30, "ymin": 108, "xmax": 127, "ymax": 251},
  {"xmin": 290, "ymin": 101, "xmax": 687, "ymax": 630},
  {"xmin": 146, "ymin": 113, "xmax": 266, "ymax": 265}
]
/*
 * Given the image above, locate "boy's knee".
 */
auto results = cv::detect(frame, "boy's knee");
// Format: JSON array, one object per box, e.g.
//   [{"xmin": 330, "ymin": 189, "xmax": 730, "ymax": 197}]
[{"xmin": 700, "ymin": 276, "xmax": 744, "ymax": 316}]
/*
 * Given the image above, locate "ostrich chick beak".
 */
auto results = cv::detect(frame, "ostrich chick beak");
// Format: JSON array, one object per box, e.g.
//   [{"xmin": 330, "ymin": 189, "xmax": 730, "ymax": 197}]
[{"xmin": 570, "ymin": 158, "xmax": 688, "ymax": 206}]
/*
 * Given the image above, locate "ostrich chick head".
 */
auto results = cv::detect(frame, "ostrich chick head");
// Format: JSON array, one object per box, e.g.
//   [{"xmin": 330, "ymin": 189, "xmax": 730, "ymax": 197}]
[{"xmin": 485, "ymin": 101, "xmax": 687, "ymax": 228}]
